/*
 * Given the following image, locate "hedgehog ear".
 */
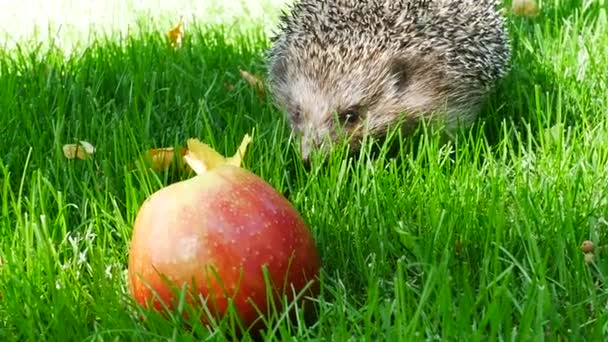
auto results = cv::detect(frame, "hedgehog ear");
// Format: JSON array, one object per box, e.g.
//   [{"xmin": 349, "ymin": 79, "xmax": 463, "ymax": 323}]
[{"xmin": 389, "ymin": 58, "xmax": 412, "ymax": 91}]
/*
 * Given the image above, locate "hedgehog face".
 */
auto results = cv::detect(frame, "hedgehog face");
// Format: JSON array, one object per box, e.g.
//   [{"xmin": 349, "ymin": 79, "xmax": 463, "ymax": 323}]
[
  {"xmin": 265, "ymin": 0, "xmax": 511, "ymax": 163},
  {"xmin": 268, "ymin": 50, "xmax": 452, "ymax": 163}
]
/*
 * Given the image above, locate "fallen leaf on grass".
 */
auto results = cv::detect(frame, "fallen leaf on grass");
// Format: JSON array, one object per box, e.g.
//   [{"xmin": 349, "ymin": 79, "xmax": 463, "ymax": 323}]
[
  {"xmin": 168, "ymin": 17, "xmax": 184, "ymax": 48},
  {"xmin": 63, "ymin": 141, "xmax": 96, "ymax": 160},
  {"xmin": 511, "ymin": 0, "xmax": 539, "ymax": 17},
  {"xmin": 240, "ymin": 70, "xmax": 265, "ymax": 97},
  {"xmin": 146, "ymin": 147, "xmax": 187, "ymax": 172}
]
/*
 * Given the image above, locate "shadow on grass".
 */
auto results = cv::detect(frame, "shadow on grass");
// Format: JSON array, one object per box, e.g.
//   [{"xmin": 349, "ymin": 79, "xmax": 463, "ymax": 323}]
[
  {"xmin": 1, "ymin": 5, "xmax": 606, "ymax": 339},
  {"xmin": 482, "ymin": 0, "xmax": 607, "ymax": 141},
  {"xmin": 2, "ymin": 1, "xmax": 595, "ymax": 216},
  {"xmin": 282, "ymin": 2, "xmax": 607, "ymax": 303}
]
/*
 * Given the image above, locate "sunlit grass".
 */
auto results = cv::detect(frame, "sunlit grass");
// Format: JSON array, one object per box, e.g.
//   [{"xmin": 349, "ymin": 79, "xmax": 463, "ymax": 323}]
[
  {"xmin": 0, "ymin": 0, "xmax": 291, "ymax": 53},
  {"xmin": 1, "ymin": 0, "xmax": 608, "ymax": 340}
]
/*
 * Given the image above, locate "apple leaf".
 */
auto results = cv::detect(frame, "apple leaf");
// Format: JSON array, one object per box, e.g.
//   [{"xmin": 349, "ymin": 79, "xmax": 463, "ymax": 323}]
[
  {"xmin": 226, "ymin": 134, "xmax": 252, "ymax": 167},
  {"xmin": 184, "ymin": 134, "xmax": 253, "ymax": 175}
]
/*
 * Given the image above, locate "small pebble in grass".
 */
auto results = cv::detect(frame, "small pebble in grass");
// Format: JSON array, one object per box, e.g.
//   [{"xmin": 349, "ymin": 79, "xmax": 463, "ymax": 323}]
[
  {"xmin": 581, "ymin": 240, "xmax": 594, "ymax": 254},
  {"xmin": 454, "ymin": 240, "xmax": 464, "ymax": 257},
  {"xmin": 584, "ymin": 253, "xmax": 595, "ymax": 265},
  {"xmin": 224, "ymin": 82, "xmax": 236, "ymax": 92}
]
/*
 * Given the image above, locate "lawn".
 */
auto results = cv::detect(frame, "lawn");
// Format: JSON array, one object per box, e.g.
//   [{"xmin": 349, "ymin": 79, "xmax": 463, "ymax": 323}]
[{"xmin": 1, "ymin": 0, "xmax": 608, "ymax": 340}]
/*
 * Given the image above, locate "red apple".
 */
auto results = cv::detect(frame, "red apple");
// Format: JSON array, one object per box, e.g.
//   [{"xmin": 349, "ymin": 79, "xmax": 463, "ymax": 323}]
[{"xmin": 127, "ymin": 135, "xmax": 321, "ymax": 331}]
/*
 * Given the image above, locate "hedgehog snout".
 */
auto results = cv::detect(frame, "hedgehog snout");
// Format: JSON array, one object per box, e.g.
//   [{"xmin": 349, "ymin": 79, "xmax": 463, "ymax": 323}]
[
  {"xmin": 299, "ymin": 129, "xmax": 317, "ymax": 165},
  {"xmin": 300, "ymin": 138, "xmax": 312, "ymax": 166},
  {"xmin": 298, "ymin": 125, "xmax": 332, "ymax": 166}
]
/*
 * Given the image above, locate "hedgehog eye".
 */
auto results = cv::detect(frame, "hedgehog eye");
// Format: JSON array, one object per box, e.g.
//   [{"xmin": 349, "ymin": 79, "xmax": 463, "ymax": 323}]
[
  {"xmin": 338, "ymin": 107, "xmax": 360, "ymax": 125},
  {"xmin": 290, "ymin": 110, "xmax": 302, "ymax": 123}
]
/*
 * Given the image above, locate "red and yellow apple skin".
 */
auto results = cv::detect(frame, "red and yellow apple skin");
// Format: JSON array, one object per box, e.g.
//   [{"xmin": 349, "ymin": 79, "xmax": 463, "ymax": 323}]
[{"xmin": 128, "ymin": 164, "xmax": 321, "ymax": 328}]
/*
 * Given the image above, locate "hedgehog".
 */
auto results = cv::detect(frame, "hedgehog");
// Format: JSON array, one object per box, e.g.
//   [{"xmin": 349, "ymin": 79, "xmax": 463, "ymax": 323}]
[{"xmin": 266, "ymin": 0, "xmax": 511, "ymax": 163}]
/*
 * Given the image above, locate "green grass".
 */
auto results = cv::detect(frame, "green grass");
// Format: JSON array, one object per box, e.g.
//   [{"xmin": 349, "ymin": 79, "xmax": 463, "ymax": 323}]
[{"xmin": 2, "ymin": 0, "xmax": 608, "ymax": 340}]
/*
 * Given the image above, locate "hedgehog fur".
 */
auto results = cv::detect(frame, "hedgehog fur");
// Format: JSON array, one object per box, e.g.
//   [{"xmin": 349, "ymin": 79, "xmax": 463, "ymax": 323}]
[{"xmin": 266, "ymin": 0, "xmax": 511, "ymax": 162}]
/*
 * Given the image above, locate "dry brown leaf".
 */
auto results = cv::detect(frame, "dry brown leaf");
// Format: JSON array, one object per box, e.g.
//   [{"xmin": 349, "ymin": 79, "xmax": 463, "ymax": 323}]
[
  {"xmin": 63, "ymin": 141, "xmax": 96, "ymax": 160},
  {"xmin": 240, "ymin": 70, "xmax": 265, "ymax": 97},
  {"xmin": 168, "ymin": 17, "xmax": 184, "ymax": 48},
  {"xmin": 512, "ymin": 0, "xmax": 539, "ymax": 17},
  {"xmin": 148, "ymin": 147, "xmax": 187, "ymax": 172}
]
